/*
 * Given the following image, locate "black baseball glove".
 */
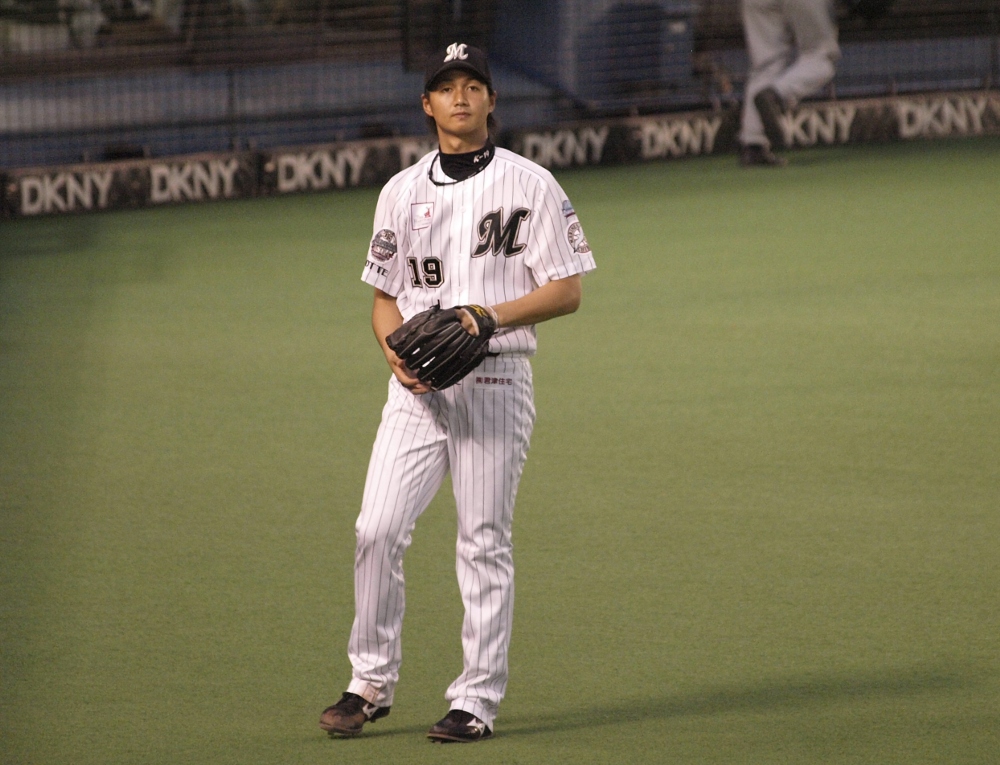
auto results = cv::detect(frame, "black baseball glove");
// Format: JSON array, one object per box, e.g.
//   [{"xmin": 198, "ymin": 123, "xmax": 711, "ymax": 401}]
[{"xmin": 386, "ymin": 304, "xmax": 498, "ymax": 391}]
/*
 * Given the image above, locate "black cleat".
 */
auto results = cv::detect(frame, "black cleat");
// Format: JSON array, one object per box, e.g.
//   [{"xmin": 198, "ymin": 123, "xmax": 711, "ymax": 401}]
[
  {"xmin": 319, "ymin": 692, "xmax": 390, "ymax": 737},
  {"xmin": 753, "ymin": 86, "xmax": 787, "ymax": 149},
  {"xmin": 739, "ymin": 143, "xmax": 787, "ymax": 167},
  {"xmin": 426, "ymin": 709, "xmax": 494, "ymax": 743}
]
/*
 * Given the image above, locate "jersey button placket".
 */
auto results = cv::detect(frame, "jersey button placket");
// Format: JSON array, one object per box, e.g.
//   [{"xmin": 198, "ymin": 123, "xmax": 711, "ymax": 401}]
[{"xmin": 455, "ymin": 192, "xmax": 470, "ymax": 305}]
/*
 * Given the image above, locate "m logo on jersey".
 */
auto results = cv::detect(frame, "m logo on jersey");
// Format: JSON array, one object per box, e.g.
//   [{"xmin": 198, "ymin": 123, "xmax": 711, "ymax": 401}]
[
  {"xmin": 444, "ymin": 43, "xmax": 468, "ymax": 62},
  {"xmin": 472, "ymin": 208, "xmax": 531, "ymax": 258}
]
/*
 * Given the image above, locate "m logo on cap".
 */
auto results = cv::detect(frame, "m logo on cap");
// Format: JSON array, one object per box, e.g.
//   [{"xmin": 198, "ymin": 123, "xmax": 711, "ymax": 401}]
[{"xmin": 444, "ymin": 43, "xmax": 468, "ymax": 62}]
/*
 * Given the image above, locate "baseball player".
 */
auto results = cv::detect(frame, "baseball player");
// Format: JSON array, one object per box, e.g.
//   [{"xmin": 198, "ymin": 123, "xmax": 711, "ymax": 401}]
[
  {"xmin": 738, "ymin": 0, "xmax": 841, "ymax": 166},
  {"xmin": 319, "ymin": 43, "xmax": 596, "ymax": 743}
]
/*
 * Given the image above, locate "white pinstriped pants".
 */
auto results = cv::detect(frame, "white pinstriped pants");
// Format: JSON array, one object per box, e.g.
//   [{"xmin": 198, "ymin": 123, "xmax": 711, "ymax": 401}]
[{"xmin": 347, "ymin": 356, "xmax": 535, "ymax": 729}]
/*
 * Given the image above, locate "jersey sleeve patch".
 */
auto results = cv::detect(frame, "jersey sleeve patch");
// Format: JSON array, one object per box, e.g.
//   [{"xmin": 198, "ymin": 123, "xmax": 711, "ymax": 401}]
[
  {"xmin": 566, "ymin": 221, "xmax": 591, "ymax": 254},
  {"xmin": 370, "ymin": 229, "xmax": 398, "ymax": 262}
]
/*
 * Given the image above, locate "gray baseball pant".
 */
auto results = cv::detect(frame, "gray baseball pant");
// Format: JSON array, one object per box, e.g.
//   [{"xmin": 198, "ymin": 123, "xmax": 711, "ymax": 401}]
[{"xmin": 739, "ymin": 0, "xmax": 841, "ymax": 147}]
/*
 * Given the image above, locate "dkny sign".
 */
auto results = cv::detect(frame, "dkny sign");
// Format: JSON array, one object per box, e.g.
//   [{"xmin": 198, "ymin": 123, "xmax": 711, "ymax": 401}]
[{"xmin": 4, "ymin": 90, "xmax": 999, "ymax": 219}]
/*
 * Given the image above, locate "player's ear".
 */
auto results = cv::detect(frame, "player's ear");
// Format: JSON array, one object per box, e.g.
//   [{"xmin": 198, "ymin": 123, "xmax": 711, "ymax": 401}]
[
  {"xmin": 488, "ymin": 91, "xmax": 496, "ymax": 113},
  {"xmin": 421, "ymin": 93, "xmax": 434, "ymax": 118}
]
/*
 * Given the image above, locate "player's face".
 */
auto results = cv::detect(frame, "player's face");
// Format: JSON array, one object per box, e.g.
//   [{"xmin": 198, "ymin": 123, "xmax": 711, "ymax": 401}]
[{"xmin": 422, "ymin": 73, "xmax": 496, "ymax": 151}]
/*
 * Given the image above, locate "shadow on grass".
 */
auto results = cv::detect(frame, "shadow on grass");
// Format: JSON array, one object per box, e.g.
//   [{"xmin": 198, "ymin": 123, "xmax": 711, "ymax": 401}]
[
  {"xmin": 496, "ymin": 664, "xmax": 985, "ymax": 739},
  {"xmin": 322, "ymin": 722, "xmax": 436, "ymax": 742},
  {"xmin": 317, "ymin": 664, "xmax": 985, "ymax": 742}
]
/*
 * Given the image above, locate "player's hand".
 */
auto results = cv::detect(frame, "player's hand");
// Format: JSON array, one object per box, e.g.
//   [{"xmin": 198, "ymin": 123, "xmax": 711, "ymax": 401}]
[
  {"xmin": 386, "ymin": 349, "xmax": 432, "ymax": 395},
  {"xmin": 456, "ymin": 305, "xmax": 500, "ymax": 336},
  {"xmin": 456, "ymin": 307, "xmax": 478, "ymax": 335}
]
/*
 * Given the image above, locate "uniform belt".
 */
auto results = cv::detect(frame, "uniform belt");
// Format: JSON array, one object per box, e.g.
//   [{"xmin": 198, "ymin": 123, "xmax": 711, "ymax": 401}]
[{"xmin": 485, "ymin": 351, "xmax": 530, "ymax": 359}]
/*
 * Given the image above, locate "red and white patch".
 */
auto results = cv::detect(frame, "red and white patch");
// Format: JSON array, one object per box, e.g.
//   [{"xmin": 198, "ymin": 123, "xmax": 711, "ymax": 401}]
[
  {"xmin": 370, "ymin": 229, "xmax": 397, "ymax": 262},
  {"xmin": 566, "ymin": 221, "xmax": 590, "ymax": 254},
  {"xmin": 411, "ymin": 202, "xmax": 434, "ymax": 230}
]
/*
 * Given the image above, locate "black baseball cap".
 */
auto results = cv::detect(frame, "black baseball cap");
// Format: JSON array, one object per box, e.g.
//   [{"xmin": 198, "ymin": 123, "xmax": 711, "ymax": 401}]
[{"xmin": 424, "ymin": 43, "xmax": 493, "ymax": 91}]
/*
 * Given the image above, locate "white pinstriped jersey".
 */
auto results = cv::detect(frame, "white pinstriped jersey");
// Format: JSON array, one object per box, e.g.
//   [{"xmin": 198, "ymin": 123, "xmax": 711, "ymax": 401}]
[
  {"xmin": 361, "ymin": 147, "xmax": 596, "ymax": 355},
  {"xmin": 345, "ymin": 142, "xmax": 594, "ymax": 730}
]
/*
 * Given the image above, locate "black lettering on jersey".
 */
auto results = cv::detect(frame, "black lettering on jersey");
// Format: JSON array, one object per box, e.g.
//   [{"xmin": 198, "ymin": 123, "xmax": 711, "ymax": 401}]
[
  {"xmin": 472, "ymin": 207, "xmax": 531, "ymax": 258},
  {"xmin": 365, "ymin": 261, "xmax": 389, "ymax": 277},
  {"xmin": 407, "ymin": 256, "xmax": 444, "ymax": 288},
  {"xmin": 422, "ymin": 257, "xmax": 444, "ymax": 286}
]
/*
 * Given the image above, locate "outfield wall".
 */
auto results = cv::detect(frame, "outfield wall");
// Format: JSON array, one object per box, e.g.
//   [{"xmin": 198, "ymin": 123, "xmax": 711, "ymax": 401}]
[{"xmin": 3, "ymin": 89, "xmax": 998, "ymax": 219}]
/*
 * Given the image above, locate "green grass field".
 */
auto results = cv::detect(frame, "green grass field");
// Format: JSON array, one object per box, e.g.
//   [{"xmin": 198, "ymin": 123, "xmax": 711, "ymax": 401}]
[{"xmin": 2, "ymin": 138, "xmax": 998, "ymax": 765}]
